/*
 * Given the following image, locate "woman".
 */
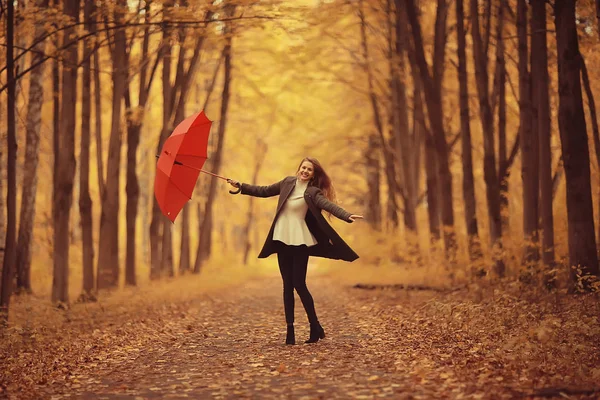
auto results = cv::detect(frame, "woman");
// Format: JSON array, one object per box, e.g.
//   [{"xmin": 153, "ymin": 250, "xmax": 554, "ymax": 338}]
[{"xmin": 228, "ymin": 157, "xmax": 363, "ymax": 345}]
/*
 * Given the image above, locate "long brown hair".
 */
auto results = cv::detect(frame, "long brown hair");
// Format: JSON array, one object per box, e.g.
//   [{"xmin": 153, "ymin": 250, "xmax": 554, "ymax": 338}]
[{"xmin": 297, "ymin": 157, "xmax": 337, "ymax": 204}]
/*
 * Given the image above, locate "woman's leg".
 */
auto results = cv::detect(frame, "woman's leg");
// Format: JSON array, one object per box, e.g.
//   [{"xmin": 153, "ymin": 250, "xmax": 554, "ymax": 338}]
[
  {"xmin": 277, "ymin": 246, "xmax": 295, "ymax": 324},
  {"xmin": 290, "ymin": 245, "xmax": 319, "ymax": 325}
]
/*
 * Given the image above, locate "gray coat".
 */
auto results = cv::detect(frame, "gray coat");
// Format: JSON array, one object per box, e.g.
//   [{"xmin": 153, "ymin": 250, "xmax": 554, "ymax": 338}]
[{"xmin": 238, "ymin": 176, "xmax": 359, "ymax": 262}]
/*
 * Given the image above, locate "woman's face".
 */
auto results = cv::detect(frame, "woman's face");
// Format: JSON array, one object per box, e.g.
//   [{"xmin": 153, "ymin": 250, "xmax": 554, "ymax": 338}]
[{"xmin": 298, "ymin": 161, "xmax": 315, "ymax": 182}]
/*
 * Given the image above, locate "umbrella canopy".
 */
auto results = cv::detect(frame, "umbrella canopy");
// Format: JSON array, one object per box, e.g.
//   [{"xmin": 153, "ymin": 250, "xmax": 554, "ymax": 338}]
[{"xmin": 154, "ymin": 111, "xmax": 212, "ymax": 222}]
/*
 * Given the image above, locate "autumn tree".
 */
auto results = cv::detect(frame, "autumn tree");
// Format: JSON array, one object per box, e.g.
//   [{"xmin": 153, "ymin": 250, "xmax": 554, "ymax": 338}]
[
  {"xmin": 531, "ymin": 0, "xmax": 555, "ymax": 278},
  {"xmin": 554, "ymin": 0, "xmax": 599, "ymax": 290},
  {"xmin": 0, "ymin": 0, "xmax": 17, "ymax": 324},
  {"xmin": 456, "ymin": 0, "xmax": 479, "ymax": 262},
  {"xmin": 124, "ymin": 0, "xmax": 164, "ymax": 286},
  {"xmin": 392, "ymin": 1, "xmax": 420, "ymax": 257},
  {"xmin": 97, "ymin": 0, "xmax": 128, "ymax": 290},
  {"xmin": 518, "ymin": 0, "xmax": 539, "ymax": 269},
  {"xmin": 358, "ymin": 0, "xmax": 399, "ymax": 233},
  {"xmin": 404, "ymin": 0, "xmax": 455, "ymax": 259},
  {"xmin": 52, "ymin": 0, "xmax": 79, "ymax": 303},
  {"xmin": 194, "ymin": 5, "xmax": 236, "ymax": 273},
  {"xmin": 78, "ymin": 0, "xmax": 96, "ymax": 300},
  {"xmin": 16, "ymin": 0, "xmax": 50, "ymax": 294}
]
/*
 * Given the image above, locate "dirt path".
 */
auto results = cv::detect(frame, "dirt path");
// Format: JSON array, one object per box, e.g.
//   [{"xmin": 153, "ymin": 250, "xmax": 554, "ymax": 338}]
[{"xmin": 20, "ymin": 273, "xmax": 599, "ymax": 399}]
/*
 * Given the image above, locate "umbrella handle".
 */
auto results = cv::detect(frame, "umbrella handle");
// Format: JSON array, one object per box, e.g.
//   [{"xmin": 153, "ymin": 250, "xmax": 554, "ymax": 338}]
[
  {"xmin": 228, "ymin": 181, "xmax": 242, "ymax": 195},
  {"xmin": 156, "ymin": 154, "xmax": 241, "ymax": 194}
]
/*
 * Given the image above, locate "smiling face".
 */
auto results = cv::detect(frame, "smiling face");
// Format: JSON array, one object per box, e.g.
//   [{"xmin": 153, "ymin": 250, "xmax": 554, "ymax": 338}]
[{"xmin": 297, "ymin": 160, "xmax": 315, "ymax": 182}]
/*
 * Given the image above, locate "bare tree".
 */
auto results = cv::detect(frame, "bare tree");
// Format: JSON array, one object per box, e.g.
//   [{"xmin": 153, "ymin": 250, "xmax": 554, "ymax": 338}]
[
  {"xmin": 518, "ymin": 0, "xmax": 539, "ymax": 268},
  {"xmin": 456, "ymin": 0, "xmax": 480, "ymax": 262},
  {"xmin": 16, "ymin": 0, "xmax": 50, "ymax": 294},
  {"xmin": 405, "ymin": 28, "xmax": 439, "ymax": 243},
  {"xmin": 97, "ymin": 0, "xmax": 128, "ymax": 290},
  {"xmin": 150, "ymin": 3, "xmax": 212, "ymax": 278},
  {"xmin": 365, "ymin": 133, "xmax": 382, "ymax": 230},
  {"xmin": 149, "ymin": 2, "xmax": 174, "ymax": 279},
  {"xmin": 77, "ymin": 0, "xmax": 96, "ymax": 301},
  {"xmin": 405, "ymin": 0, "xmax": 454, "ymax": 258},
  {"xmin": 554, "ymin": 0, "xmax": 599, "ymax": 290},
  {"xmin": 0, "ymin": 0, "xmax": 17, "ymax": 324},
  {"xmin": 494, "ymin": 0, "xmax": 509, "ymax": 232},
  {"xmin": 358, "ymin": 0, "xmax": 399, "ymax": 231},
  {"xmin": 596, "ymin": 0, "xmax": 600, "ymax": 41},
  {"xmin": 93, "ymin": 51, "xmax": 104, "ymax": 201},
  {"xmin": 531, "ymin": 0, "xmax": 555, "ymax": 279},
  {"xmin": 580, "ymin": 56, "xmax": 600, "ymax": 253},
  {"xmin": 471, "ymin": 0, "xmax": 505, "ymax": 276},
  {"xmin": 53, "ymin": 0, "xmax": 80, "ymax": 303},
  {"xmin": 243, "ymin": 140, "xmax": 268, "ymax": 265},
  {"xmin": 124, "ymin": 0, "xmax": 163, "ymax": 285},
  {"xmin": 392, "ymin": 1, "xmax": 419, "ymax": 256},
  {"xmin": 194, "ymin": 6, "xmax": 236, "ymax": 273}
]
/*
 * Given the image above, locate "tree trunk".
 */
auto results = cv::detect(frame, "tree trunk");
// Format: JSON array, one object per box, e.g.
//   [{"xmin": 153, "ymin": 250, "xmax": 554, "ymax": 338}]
[
  {"xmin": 179, "ymin": 206, "xmax": 191, "ymax": 273},
  {"xmin": 456, "ymin": 0, "xmax": 480, "ymax": 261},
  {"xmin": 194, "ymin": 13, "xmax": 234, "ymax": 273},
  {"xmin": 495, "ymin": 0, "xmax": 509, "ymax": 233},
  {"xmin": 125, "ymin": 119, "xmax": 142, "ymax": 286},
  {"xmin": 243, "ymin": 141, "xmax": 268, "ymax": 265},
  {"xmin": 124, "ymin": 2, "xmax": 160, "ymax": 285},
  {"xmin": 359, "ymin": 0, "xmax": 398, "ymax": 230},
  {"xmin": 596, "ymin": 0, "xmax": 600, "ymax": 42},
  {"xmin": 519, "ymin": 0, "xmax": 540, "ymax": 267},
  {"xmin": 580, "ymin": 57, "xmax": 600, "ymax": 247},
  {"xmin": 53, "ymin": 0, "xmax": 79, "ymax": 303},
  {"xmin": 179, "ymin": 38, "xmax": 216, "ymax": 273},
  {"xmin": 405, "ymin": 0, "xmax": 455, "ymax": 260},
  {"xmin": 51, "ymin": 0, "xmax": 60, "ymax": 246},
  {"xmin": 0, "ymin": 0, "xmax": 16, "ymax": 324},
  {"xmin": 176, "ymin": 97, "xmax": 191, "ymax": 275},
  {"xmin": 554, "ymin": 0, "xmax": 599, "ymax": 289},
  {"xmin": 78, "ymin": 0, "xmax": 95, "ymax": 300},
  {"xmin": 365, "ymin": 133, "xmax": 382, "ymax": 231},
  {"xmin": 93, "ymin": 51, "xmax": 105, "ymax": 200},
  {"xmin": 532, "ymin": 0, "xmax": 555, "ymax": 280},
  {"xmin": 150, "ymin": 2, "xmax": 175, "ymax": 279},
  {"xmin": 158, "ymin": 23, "xmax": 176, "ymax": 278},
  {"xmin": 471, "ymin": 0, "xmax": 505, "ymax": 276},
  {"xmin": 413, "ymin": 76, "xmax": 440, "ymax": 243},
  {"xmin": 97, "ymin": 1, "xmax": 127, "ymax": 290},
  {"xmin": 15, "ymin": 0, "xmax": 50, "ymax": 294},
  {"xmin": 161, "ymin": 220, "xmax": 174, "ymax": 277},
  {"xmin": 406, "ymin": 30, "xmax": 438, "ymax": 243},
  {"xmin": 424, "ymin": 131, "xmax": 441, "ymax": 243},
  {"xmin": 393, "ymin": 1, "xmax": 419, "ymax": 256}
]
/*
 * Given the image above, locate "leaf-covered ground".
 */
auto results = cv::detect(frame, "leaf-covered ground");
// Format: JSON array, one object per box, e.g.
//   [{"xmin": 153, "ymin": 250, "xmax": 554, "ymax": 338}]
[{"xmin": 1, "ymin": 271, "xmax": 599, "ymax": 399}]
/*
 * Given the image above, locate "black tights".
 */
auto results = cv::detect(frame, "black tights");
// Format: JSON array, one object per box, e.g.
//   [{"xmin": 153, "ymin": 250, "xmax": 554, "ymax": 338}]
[{"xmin": 277, "ymin": 245, "xmax": 318, "ymax": 325}]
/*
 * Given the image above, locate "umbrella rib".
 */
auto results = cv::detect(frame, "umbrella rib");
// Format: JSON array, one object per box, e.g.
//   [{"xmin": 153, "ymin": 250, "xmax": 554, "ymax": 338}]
[
  {"xmin": 170, "ymin": 180, "xmax": 193, "ymax": 201},
  {"xmin": 157, "ymin": 169, "xmax": 193, "ymax": 201}
]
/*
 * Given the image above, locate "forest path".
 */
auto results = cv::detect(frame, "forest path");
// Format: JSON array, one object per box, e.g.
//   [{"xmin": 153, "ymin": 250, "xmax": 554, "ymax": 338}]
[{"xmin": 22, "ymin": 272, "xmax": 599, "ymax": 399}]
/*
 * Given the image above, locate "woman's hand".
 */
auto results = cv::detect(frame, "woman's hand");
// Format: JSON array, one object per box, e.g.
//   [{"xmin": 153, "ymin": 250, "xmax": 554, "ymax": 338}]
[
  {"xmin": 227, "ymin": 179, "xmax": 240, "ymax": 188},
  {"xmin": 349, "ymin": 215, "xmax": 364, "ymax": 222}
]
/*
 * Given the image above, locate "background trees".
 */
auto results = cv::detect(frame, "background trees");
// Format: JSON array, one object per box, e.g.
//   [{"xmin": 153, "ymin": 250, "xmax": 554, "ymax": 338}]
[{"xmin": 1, "ymin": 0, "xmax": 600, "ymax": 324}]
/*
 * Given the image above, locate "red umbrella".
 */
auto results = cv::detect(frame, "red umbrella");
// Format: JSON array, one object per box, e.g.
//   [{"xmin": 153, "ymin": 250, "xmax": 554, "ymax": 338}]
[{"xmin": 154, "ymin": 111, "xmax": 238, "ymax": 223}]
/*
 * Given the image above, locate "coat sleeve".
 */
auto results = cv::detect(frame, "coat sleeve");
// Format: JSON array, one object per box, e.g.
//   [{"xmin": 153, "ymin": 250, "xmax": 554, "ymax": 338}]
[
  {"xmin": 240, "ymin": 179, "xmax": 283, "ymax": 198},
  {"xmin": 313, "ymin": 190, "xmax": 353, "ymax": 223}
]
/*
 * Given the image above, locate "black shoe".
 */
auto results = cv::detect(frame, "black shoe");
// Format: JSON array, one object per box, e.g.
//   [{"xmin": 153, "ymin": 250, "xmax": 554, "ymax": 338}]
[
  {"xmin": 286, "ymin": 324, "xmax": 295, "ymax": 345},
  {"xmin": 305, "ymin": 323, "xmax": 325, "ymax": 344}
]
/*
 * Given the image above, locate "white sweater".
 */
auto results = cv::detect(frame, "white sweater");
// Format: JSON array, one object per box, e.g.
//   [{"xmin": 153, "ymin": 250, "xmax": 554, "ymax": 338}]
[{"xmin": 273, "ymin": 179, "xmax": 317, "ymax": 247}]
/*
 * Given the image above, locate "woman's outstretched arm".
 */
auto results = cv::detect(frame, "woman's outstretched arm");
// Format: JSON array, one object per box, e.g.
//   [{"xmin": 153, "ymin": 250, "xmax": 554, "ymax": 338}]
[
  {"xmin": 313, "ymin": 190, "xmax": 363, "ymax": 223},
  {"xmin": 228, "ymin": 178, "xmax": 283, "ymax": 198}
]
